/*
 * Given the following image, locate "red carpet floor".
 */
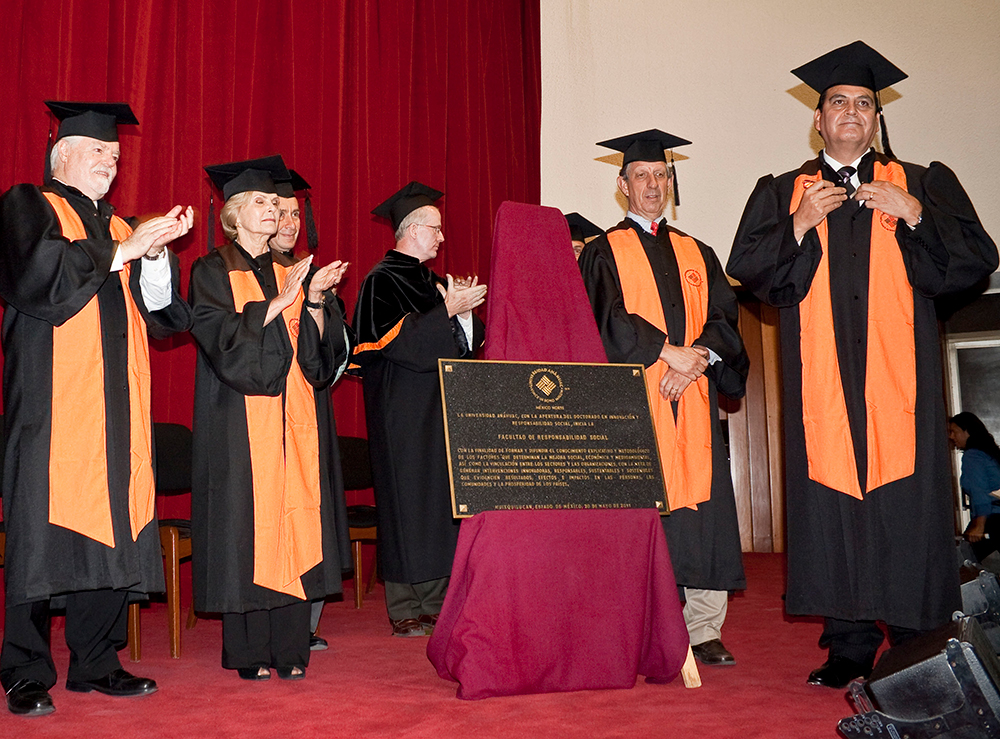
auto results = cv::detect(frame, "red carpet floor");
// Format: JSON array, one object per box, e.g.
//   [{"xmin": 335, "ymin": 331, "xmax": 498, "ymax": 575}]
[{"xmin": 0, "ymin": 552, "xmax": 859, "ymax": 738}]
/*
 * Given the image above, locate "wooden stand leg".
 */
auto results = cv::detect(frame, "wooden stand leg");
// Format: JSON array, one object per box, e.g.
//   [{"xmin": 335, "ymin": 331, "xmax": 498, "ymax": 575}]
[
  {"xmin": 165, "ymin": 527, "xmax": 182, "ymax": 659},
  {"xmin": 681, "ymin": 645, "xmax": 702, "ymax": 688},
  {"xmin": 128, "ymin": 602, "xmax": 141, "ymax": 662},
  {"xmin": 353, "ymin": 540, "xmax": 364, "ymax": 609}
]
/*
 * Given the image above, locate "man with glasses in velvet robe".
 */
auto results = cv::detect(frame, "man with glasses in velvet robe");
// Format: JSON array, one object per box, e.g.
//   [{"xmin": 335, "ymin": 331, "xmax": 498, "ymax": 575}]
[
  {"xmin": 351, "ymin": 182, "xmax": 486, "ymax": 637},
  {"xmin": 727, "ymin": 41, "xmax": 998, "ymax": 688}
]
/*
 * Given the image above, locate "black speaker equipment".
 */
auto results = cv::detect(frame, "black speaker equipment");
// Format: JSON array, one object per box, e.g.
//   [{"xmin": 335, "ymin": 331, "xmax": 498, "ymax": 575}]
[
  {"xmin": 960, "ymin": 565, "xmax": 1000, "ymax": 654},
  {"xmin": 838, "ymin": 616, "xmax": 1000, "ymax": 738}
]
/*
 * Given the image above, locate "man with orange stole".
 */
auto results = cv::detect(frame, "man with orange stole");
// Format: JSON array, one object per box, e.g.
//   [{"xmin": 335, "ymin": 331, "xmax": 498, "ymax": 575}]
[
  {"xmin": 0, "ymin": 101, "xmax": 193, "ymax": 716},
  {"xmin": 579, "ymin": 130, "xmax": 748, "ymax": 668},
  {"xmin": 727, "ymin": 41, "xmax": 998, "ymax": 688}
]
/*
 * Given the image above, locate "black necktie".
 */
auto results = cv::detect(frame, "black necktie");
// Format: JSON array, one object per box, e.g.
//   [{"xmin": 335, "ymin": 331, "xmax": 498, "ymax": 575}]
[{"xmin": 836, "ymin": 166, "xmax": 856, "ymax": 196}]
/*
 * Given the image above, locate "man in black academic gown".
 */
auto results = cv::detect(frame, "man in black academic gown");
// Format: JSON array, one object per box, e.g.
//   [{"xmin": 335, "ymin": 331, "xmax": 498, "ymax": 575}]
[
  {"xmin": 727, "ymin": 42, "xmax": 998, "ymax": 688},
  {"xmin": 0, "ymin": 101, "xmax": 193, "ymax": 716},
  {"xmin": 351, "ymin": 182, "xmax": 486, "ymax": 637},
  {"xmin": 564, "ymin": 212, "xmax": 603, "ymax": 261},
  {"xmin": 578, "ymin": 130, "xmax": 748, "ymax": 667},
  {"xmin": 269, "ymin": 169, "xmax": 353, "ymax": 651}
]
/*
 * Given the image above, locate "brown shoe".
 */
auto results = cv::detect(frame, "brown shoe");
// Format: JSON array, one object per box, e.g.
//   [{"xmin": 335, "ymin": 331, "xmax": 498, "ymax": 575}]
[
  {"xmin": 417, "ymin": 613, "xmax": 439, "ymax": 634},
  {"xmin": 691, "ymin": 639, "xmax": 736, "ymax": 666},
  {"xmin": 390, "ymin": 617, "xmax": 426, "ymax": 637}
]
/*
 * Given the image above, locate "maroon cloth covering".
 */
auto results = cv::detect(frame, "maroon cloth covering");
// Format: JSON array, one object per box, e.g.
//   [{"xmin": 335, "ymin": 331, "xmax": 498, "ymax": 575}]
[
  {"xmin": 427, "ymin": 510, "xmax": 689, "ymax": 699},
  {"xmin": 427, "ymin": 202, "xmax": 689, "ymax": 699},
  {"xmin": 482, "ymin": 201, "xmax": 607, "ymax": 362}
]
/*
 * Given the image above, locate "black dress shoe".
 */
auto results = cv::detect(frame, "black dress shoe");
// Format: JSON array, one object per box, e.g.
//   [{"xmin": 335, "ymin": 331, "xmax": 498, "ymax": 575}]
[
  {"xmin": 236, "ymin": 666, "xmax": 271, "ymax": 681},
  {"xmin": 807, "ymin": 657, "xmax": 872, "ymax": 688},
  {"xmin": 309, "ymin": 634, "xmax": 329, "ymax": 651},
  {"xmin": 65, "ymin": 668, "xmax": 157, "ymax": 697},
  {"xmin": 691, "ymin": 638, "xmax": 736, "ymax": 666},
  {"xmin": 275, "ymin": 666, "xmax": 306, "ymax": 681},
  {"xmin": 6, "ymin": 679, "xmax": 55, "ymax": 717}
]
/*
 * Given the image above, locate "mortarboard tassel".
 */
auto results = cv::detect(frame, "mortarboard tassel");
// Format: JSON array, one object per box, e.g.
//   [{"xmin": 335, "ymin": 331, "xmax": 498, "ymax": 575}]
[
  {"xmin": 875, "ymin": 90, "xmax": 895, "ymax": 160},
  {"xmin": 878, "ymin": 110, "xmax": 895, "ymax": 160},
  {"xmin": 304, "ymin": 194, "xmax": 318, "ymax": 252},
  {"xmin": 207, "ymin": 191, "xmax": 215, "ymax": 252},
  {"xmin": 669, "ymin": 152, "xmax": 680, "ymax": 207}
]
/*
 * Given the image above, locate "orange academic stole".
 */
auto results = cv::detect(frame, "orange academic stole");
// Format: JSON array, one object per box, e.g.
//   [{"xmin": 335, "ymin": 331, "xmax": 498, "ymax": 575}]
[
  {"xmin": 607, "ymin": 228, "xmax": 713, "ymax": 511},
  {"xmin": 791, "ymin": 161, "xmax": 915, "ymax": 499},
  {"xmin": 44, "ymin": 192, "xmax": 155, "ymax": 547},
  {"xmin": 228, "ymin": 262, "xmax": 322, "ymax": 599}
]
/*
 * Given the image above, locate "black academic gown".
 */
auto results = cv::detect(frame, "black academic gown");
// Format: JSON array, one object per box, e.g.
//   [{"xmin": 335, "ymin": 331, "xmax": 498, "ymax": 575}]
[
  {"xmin": 578, "ymin": 220, "xmax": 748, "ymax": 592},
  {"xmin": 727, "ymin": 151, "xmax": 998, "ymax": 630},
  {"xmin": 271, "ymin": 247, "xmax": 353, "ymax": 573},
  {"xmin": 0, "ymin": 181, "xmax": 191, "ymax": 606},
  {"xmin": 351, "ymin": 250, "xmax": 484, "ymax": 584},
  {"xmin": 188, "ymin": 243, "xmax": 349, "ymax": 613}
]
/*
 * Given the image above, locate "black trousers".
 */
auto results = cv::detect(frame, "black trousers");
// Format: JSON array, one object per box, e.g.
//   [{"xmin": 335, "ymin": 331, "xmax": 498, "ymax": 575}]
[
  {"xmin": 820, "ymin": 617, "xmax": 921, "ymax": 666},
  {"xmin": 0, "ymin": 589, "xmax": 128, "ymax": 691},
  {"xmin": 221, "ymin": 601, "xmax": 311, "ymax": 671},
  {"xmin": 384, "ymin": 577, "xmax": 449, "ymax": 620}
]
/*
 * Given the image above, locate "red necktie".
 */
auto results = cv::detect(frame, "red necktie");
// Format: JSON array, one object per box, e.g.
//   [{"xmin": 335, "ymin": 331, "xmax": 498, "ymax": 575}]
[{"xmin": 650, "ymin": 220, "xmax": 658, "ymax": 236}]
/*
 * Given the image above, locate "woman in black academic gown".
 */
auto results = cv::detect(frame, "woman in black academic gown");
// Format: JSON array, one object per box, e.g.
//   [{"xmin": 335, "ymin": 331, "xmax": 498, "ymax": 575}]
[{"xmin": 188, "ymin": 157, "xmax": 350, "ymax": 680}]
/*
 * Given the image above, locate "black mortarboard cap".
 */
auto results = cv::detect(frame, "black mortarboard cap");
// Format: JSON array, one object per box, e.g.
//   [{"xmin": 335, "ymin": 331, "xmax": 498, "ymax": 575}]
[
  {"xmin": 372, "ymin": 181, "xmax": 444, "ymax": 231},
  {"xmin": 791, "ymin": 41, "xmax": 907, "ymax": 95},
  {"xmin": 596, "ymin": 129, "xmax": 692, "ymax": 167},
  {"xmin": 275, "ymin": 169, "xmax": 311, "ymax": 198},
  {"xmin": 45, "ymin": 101, "xmax": 138, "ymax": 142},
  {"xmin": 564, "ymin": 213, "xmax": 603, "ymax": 243},
  {"xmin": 204, "ymin": 155, "xmax": 289, "ymax": 201}
]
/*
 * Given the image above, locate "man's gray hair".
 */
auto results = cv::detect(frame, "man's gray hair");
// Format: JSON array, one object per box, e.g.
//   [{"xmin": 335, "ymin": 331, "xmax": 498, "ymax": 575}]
[
  {"xmin": 49, "ymin": 135, "xmax": 83, "ymax": 175},
  {"xmin": 395, "ymin": 205, "xmax": 434, "ymax": 242}
]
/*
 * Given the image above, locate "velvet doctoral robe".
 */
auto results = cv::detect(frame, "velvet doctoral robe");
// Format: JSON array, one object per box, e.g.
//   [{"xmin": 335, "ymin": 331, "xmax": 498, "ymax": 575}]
[
  {"xmin": 727, "ymin": 151, "xmax": 998, "ymax": 629},
  {"xmin": 0, "ymin": 181, "xmax": 191, "ymax": 605},
  {"xmin": 578, "ymin": 220, "xmax": 748, "ymax": 592},
  {"xmin": 351, "ymin": 250, "xmax": 484, "ymax": 584},
  {"xmin": 189, "ymin": 243, "xmax": 349, "ymax": 612}
]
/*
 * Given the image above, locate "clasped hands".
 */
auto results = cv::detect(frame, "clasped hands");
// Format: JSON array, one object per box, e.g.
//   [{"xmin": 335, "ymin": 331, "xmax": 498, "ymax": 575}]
[
  {"xmin": 658, "ymin": 342, "xmax": 709, "ymax": 401},
  {"xmin": 120, "ymin": 205, "xmax": 194, "ymax": 262},
  {"xmin": 792, "ymin": 179, "xmax": 923, "ymax": 242},
  {"xmin": 436, "ymin": 274, "xmax": 487, "ymax": 318}
]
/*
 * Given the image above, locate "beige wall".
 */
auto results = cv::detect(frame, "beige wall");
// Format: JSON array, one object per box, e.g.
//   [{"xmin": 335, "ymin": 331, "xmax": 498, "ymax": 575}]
[{"xmin": 541, "ymin": 0, "xmax": 1000, "ymax": 265}]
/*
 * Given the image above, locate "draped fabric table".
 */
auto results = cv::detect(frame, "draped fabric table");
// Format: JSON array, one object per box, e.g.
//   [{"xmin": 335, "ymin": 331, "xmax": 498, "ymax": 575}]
[{"xmin": 427, "ymin": 509, "xmax": 689, "ymax": 699}]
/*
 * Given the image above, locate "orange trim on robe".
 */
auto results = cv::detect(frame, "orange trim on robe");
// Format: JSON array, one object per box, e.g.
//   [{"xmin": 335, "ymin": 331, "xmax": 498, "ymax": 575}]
[
  {"xmin": 228, "ymin": 265, "xmax": 322, "ymax": 599},
  {"xmin": 352, "ymin": 315, "xmax": 407, "ymax": 355},
  {"xmin": 607, "ymin": 228, "xmax": 713, "ymax": 511},
  {"xmin": 792, "ymin": 161, "xmax": 915, "ymax": 499},
  {"xmin": 43, "ymin": 192, "xmax": 155, "ymax": 547}
]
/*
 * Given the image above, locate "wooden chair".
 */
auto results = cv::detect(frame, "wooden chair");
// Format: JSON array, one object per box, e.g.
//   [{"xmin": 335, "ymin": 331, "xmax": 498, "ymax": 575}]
[
  {"xmin": 128, "ymin": 422, "xmax": 195, "ymax": 661},
  {"xmin": 338, "ymin": 436, "xmax": 378, "ymax": 608}
]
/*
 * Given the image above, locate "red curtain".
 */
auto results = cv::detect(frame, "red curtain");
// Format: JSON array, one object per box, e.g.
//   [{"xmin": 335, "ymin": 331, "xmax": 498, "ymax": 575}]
[{"xmin": 0, "ymin": 0, "xmax": 541, "ymax": 438}]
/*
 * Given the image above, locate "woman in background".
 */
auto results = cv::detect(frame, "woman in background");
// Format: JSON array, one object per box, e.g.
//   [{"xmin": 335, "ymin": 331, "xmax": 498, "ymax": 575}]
[{"xmin": 949, "ymin": 411, "xmax": 1000, "ymax": 561}]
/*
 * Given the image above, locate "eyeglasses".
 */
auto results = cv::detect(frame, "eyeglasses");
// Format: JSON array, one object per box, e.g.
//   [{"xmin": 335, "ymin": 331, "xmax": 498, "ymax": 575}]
[{"xmin": 416, "ymin": 223, "xmax": 443, "ymax": 235}]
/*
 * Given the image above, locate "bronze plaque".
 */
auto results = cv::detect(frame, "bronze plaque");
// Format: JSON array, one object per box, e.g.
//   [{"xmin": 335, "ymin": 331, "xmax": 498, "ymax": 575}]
[{"xmin": 439, "ymin": 360, "xmax": 666, "ymax": 517}]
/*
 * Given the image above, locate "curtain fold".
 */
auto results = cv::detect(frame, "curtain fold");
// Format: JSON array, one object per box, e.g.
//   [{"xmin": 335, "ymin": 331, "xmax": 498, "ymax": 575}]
[{"xmin": 0, "ymin": 0, "xmax": 541, "ymax": 439}]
